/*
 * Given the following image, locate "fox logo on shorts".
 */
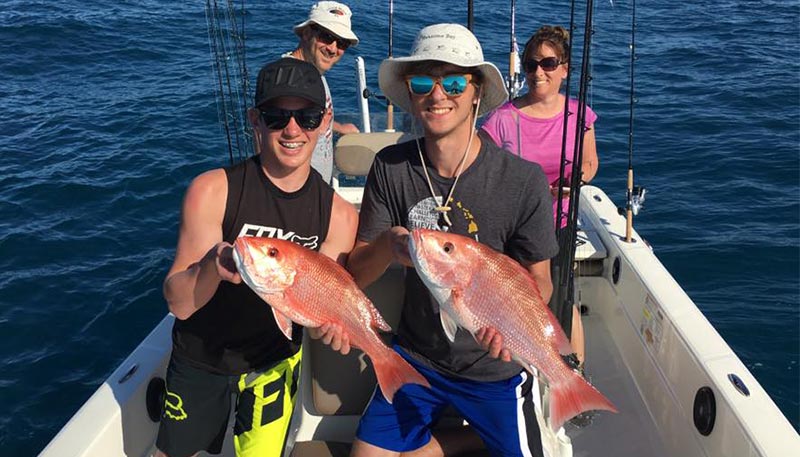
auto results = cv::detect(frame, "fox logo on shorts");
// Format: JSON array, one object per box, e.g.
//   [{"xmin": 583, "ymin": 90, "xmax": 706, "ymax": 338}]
[{"xmin": 163, "ymin": 391, "xmax": 188, "ymax": 421}]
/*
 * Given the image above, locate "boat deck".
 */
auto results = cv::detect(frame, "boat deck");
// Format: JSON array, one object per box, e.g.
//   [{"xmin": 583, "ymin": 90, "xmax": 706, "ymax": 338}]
[{"xmin": 569, "ymin": 302, "xmax": 668, "ymax": 457}]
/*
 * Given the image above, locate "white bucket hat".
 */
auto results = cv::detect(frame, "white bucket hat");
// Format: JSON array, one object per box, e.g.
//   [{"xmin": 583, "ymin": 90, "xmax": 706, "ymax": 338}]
[
  {"xmin": 378, "ymin": 23, "xmax": 507, "ymax": 117},
  {"xmin": 293, "ymin": 1, "xmax": 359, "ymax": 46}
]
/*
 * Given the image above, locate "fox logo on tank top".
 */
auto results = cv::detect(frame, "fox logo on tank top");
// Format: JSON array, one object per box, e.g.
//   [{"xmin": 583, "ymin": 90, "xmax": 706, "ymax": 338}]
[{"xmin": 239, "ymin": 224, "xmax": 320, "ymax": 250}]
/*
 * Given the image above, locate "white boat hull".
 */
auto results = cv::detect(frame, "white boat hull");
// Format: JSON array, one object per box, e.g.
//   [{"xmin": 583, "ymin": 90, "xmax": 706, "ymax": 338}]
[{"xmin": 40, "ymin": 138, "xmax": 799, "ymax": 456}]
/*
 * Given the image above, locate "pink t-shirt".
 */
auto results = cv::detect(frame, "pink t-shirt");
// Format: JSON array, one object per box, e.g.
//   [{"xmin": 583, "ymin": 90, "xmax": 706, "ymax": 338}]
[{"xmin": 481, "ymin": 99, "xmax": 597, "ymax": 227}]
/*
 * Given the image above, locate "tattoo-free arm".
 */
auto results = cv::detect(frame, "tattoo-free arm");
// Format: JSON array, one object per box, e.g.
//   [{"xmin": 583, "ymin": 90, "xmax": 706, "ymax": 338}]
[
  {"xmin": 346, "ymin": 226, "xmax": 412, "ymax": 289},
  {"xmin": 162, "ymin": 170, "xmax": 239, "ymax": 320},
  {"xmin": 581, "ymin": 127, "xmax": 599, "ymax": 183}
]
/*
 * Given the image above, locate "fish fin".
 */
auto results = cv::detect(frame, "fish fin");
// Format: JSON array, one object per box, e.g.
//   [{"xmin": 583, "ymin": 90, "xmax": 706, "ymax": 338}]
[
  {"xmin": 440, "ymin": 310, "xmax": 459, "ymax": 342},
  {"xmin": 548, "ymin": 370, "xmax": 618, "ymax": 431},
  {"xmin": 272, "ymin": 308, "xmax": 293, "ymax": 340},
  {"xmin": 372, "ymin": 348, "xmax": 430, "ymax": 404},
  {"xmin": 369, "ymin": 303, "xmax": 392, "ymax": 332}
]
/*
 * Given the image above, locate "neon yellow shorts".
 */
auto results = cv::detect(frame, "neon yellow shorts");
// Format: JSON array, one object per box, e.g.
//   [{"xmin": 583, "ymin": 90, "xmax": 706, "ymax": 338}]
[
  {"xmin": 156, "ymin": 349, "xmax": 302, "ymax": 457},
  {"xmin": 234, "ymin": 349, "xmax": 302, "ymax": 457}
]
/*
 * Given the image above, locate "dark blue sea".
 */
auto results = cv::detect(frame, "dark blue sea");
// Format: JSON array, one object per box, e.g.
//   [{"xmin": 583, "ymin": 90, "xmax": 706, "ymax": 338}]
[{"xmin": 1, "ymin": 0, "xmax": 797, "ymax": 454}]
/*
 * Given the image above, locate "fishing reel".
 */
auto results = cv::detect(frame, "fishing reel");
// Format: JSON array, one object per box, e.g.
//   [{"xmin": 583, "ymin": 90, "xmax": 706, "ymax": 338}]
[
  {"xmin": 617, "ymin": 185, "xmax": 646, "ymax": 216},
  {"xmin": 629, "ymin": 186, "xmax": 646, "ymax": 215},
  {"xmin": 505, "ymin": 72, "xmax": 525, "ymax": 100}
]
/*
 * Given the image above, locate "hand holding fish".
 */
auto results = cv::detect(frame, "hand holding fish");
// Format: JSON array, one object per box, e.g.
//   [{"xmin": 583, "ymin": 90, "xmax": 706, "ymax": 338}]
[
  {"xmin": 211, "ymin": 242, "xmax": 242, "ymax": 284},
  {"xmin": 309, "ymin": 322, "xmax": 351, "ymax": 355},
  {"xmin": 475, "ymin": 327, "xmax": 512, "ymax": 362},
  {"xmin": 388, "ymin": 226, "xmax": 414, "ymax": 267}
]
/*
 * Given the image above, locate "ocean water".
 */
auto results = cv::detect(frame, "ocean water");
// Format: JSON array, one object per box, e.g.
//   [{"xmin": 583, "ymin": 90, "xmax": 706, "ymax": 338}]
[{"xmin": 0, "ymin": 0, "xmax": 797, "ymax": 454}]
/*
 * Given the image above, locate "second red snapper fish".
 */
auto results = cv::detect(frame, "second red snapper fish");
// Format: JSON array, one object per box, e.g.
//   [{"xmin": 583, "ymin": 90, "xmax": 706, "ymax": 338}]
[
  {"xmin": 232, "ymin": 236, "xmax": 429, "ymax": 403},
  {"xmin": 408, "ymin": 228, "xmax": 617, "ymax": 430}
]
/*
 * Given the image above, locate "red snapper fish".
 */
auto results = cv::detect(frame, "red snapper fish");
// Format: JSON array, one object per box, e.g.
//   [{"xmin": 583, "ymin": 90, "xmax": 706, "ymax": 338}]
[
  {"xmin": 408, "ymin": 228, "xmax": 617, "ymax": 430},
  {"xmin": 232, "ymin": 236, "xmax": 429, "ymax": 403}
]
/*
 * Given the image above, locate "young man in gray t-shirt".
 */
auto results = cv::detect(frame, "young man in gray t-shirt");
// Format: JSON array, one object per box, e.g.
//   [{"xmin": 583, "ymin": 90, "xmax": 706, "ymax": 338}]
[{"xmin": 344, "ymin": 24, "xmax": 558, "ymax": 457}]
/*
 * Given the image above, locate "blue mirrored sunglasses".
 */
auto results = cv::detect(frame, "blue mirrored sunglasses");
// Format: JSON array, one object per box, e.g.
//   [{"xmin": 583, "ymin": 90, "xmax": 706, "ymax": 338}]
[{"xmin": 406, "ymin": 74, "xmax": 474, "ymax": 97}]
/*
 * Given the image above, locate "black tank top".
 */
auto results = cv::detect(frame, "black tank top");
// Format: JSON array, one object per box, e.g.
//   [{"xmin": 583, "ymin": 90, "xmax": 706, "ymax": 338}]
[{"xmin": 171, "ymin": 156, "xmax": 334, "ymax": 375}]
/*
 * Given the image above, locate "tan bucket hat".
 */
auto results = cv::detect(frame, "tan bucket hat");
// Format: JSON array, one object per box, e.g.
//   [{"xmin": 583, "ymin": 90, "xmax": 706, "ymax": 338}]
[
  {"xmin": 293, "ymin": 1, "xmax": 359, "ymax": 46},
  {"xmin": 378, "ymin": 23, "xmax": 507, "ymax": 117}
]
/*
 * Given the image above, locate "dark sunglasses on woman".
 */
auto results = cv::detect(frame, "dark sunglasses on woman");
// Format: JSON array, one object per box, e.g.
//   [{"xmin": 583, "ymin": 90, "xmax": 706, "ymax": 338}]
[
  {"xmin": 260, "ymin": 107, "xmax": 325, "ymax": 131},
  {"xmin": 310, "ymin": 24, "xmax": 350, "ymax": 50},
  {"xmin": 523, "ymin": 56, "xmax": 563, "ymax": 73}
]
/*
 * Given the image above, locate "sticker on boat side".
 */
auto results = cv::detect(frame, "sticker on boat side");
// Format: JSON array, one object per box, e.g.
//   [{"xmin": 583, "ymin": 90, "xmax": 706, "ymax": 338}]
[{"xmin": 640, "ymin": 294, "xmax": 664, "ymax": 351}]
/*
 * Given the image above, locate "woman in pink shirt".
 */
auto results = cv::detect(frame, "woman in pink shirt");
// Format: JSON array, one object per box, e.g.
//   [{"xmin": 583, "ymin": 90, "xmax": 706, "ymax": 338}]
[
  {"xmin": 482, "ymin": 25, "xmax": 598, "ymax": 365},
  {"xmin": 482, "ymin": 25, "xmax": 599, "ymax": 228}
]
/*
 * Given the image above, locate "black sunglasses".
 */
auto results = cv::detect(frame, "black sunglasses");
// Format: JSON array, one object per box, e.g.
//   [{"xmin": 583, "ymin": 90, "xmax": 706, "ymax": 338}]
[
  {"xmin": 311, "ymin": 25, "xmax": 350, "ymax": 50},
  {"xmin": 260, "ymin": 107, "xmax": 325, "ymax": 131},
  {"xmin": 523, "ymin": 56, "xmax": 563, "ymax": 73}
]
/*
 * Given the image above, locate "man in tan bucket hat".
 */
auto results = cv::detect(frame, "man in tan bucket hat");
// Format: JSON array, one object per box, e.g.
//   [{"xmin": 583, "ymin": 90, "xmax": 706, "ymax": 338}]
[{"xmin": 285, "ymin": 1, "xmax": 361, "ymax": 184}]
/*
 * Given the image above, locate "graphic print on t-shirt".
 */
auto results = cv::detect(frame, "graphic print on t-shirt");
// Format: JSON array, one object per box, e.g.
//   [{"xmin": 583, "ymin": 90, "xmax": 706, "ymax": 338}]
[
  {"xmin": 408, "ymin": 196, "xmax": 446, "ymax": 232},
  {"xmin": 407, "ymin": 196, "xmax": 480, "ymax": 241},
  {"xmin": 238, "ymin": 223, "xmax": 320, "ymax": 250}
]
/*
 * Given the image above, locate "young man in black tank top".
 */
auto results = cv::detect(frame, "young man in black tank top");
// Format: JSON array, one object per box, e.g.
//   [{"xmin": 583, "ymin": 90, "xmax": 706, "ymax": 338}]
[{"xmin": 155, "ymin": 58, "xmax": 357, "ymax": 457}]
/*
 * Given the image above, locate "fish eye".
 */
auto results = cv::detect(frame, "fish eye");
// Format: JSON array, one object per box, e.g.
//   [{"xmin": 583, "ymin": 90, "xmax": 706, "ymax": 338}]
[
  {"xmin": 267, "ymin": 247, "xmax": 278, "ymax": 257},
  {"xmin": 442, "ymin": 242, "xmax": 454, "ymax": 254}
]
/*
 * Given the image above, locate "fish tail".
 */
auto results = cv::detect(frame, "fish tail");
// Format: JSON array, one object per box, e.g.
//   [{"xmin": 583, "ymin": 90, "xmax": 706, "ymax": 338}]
[
  {"xmin": 548, "ymin": 370, "xmax": 618, "ymax": 431},
  {"xmin": 372, "ymin": 351, "xmax": 431, "ymax": 404}
]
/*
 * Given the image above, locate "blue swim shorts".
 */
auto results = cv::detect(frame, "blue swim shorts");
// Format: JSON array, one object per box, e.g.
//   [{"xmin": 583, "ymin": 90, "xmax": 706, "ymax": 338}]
[{"xmin": 355, "ymin": 345, "xmax": 544, "ymax": 456}]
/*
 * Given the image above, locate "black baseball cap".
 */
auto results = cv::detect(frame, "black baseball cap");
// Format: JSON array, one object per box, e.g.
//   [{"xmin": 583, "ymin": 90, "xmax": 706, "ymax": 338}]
[{"xmin": 254, "ymin": 58, "xmax": 326, "ymax": 109}]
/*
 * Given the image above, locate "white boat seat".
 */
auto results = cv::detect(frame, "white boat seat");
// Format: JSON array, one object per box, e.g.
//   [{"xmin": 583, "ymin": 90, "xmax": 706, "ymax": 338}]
[{"xmin": 334, "ymin": 132, "xmax": 416, "ymax": 176}]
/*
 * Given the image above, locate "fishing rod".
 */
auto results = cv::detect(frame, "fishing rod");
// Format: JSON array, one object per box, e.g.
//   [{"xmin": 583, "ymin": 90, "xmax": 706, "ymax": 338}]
[
  {"xmin": 206, "ymin": 0, "xmax": 253, "ymax": 164},
  {"xmin": 386, "ymin": 0, "xmax": 395, "ymax": 132},
  {"xmin": 549, "ymin": 0, "xmax": 580, "ymax": 340},
  {"xmin": 467, "ymin": 0, "xmax": 474, "ymax": 31},
  {"xmin": 206, "ymin": 0, "xmax": 235, "ymax": 165},
  {"xmin": 625, "ymin": 0, "xmax": 645, "ymax": 242},
  {"xmin": 563, "ymin": 0, "xmax": 595, "ymax": 373},
  {"xmin": 551, "ymin": 0, "xmax": 595, "ymax": 355},
  {"xmin": 564, "ymin": 0, "xmax": 595, "ymax": 248},
  {"xmin": 506, "ymin": 0, "xmax": 521, "ymax": 100},
  {"xmin": 554, "ymin": 0, "xmax": 578, "ymax": 231}
]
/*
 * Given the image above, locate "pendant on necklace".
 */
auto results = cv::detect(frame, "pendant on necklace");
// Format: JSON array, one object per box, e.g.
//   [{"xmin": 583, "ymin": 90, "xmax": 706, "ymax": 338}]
[{"xmin": 436, "ymin": 205, "xmax": 452, "ymax": 227}]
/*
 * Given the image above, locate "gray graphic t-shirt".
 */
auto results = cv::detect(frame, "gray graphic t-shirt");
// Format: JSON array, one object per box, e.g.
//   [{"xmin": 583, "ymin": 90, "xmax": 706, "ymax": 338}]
[{"xmin": 358, "ymin": 134, "xmax": 558, "ymax": 381}]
